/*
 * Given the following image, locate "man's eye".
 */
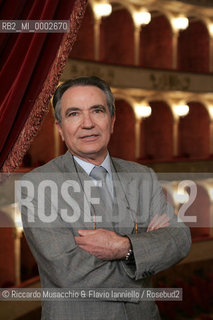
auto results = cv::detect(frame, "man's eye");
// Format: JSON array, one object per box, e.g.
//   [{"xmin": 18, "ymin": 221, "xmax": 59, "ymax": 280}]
[
  {"xmin": 94, "ymin": 108, "xmax": 104, "ymax": 113},
  {"xmin": 68, "ymin": 112, "xmax": 78, "ymax": 117}
]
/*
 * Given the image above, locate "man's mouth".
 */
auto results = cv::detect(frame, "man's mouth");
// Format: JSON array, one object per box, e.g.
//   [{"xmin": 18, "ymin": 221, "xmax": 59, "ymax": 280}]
[{"xmin": 80, "ymin": 134, "xmax": 99, "ymax": 141}]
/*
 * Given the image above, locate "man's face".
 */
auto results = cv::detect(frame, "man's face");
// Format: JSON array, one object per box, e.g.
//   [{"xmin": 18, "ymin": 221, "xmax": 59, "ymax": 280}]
[{"xmin": 56, "ymin": 85, "xmax": 115, "ymax": 164}]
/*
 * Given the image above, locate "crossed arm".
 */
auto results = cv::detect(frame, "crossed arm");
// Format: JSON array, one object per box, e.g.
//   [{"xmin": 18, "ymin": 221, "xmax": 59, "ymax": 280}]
[
  {"xmin": 75, "ymin": 214, "xmax": 170, "ymax": 260},
  {"xmin": 19, "ymin": 166, "xmax": 191, "ymax": 285}
]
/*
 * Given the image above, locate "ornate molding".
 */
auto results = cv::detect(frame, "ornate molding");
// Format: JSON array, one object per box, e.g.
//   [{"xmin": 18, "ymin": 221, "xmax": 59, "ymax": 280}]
[
  {"xmin": 62, "ymin": 59, "xmax": 213, "ymax": 94},
  {"xmin": 174, "ymin": 0, "xmax": 213, "ymax": 7}
]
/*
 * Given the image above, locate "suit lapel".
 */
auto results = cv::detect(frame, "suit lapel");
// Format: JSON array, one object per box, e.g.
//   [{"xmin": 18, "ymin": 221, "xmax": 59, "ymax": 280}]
[
  {"xmin": 60, "ymin": 152, "xmax": 139, "ymax": 234},
  {"xmin": 60, "ymin": 151, "xmax": 94, "ymax": 229},
  {"xmin": 110, "ymin": 158, "xmax": 138, "ymax": 235},
  {"xmin": 61, "ymin": 152, "xmax": 114, "ymax": 230}
]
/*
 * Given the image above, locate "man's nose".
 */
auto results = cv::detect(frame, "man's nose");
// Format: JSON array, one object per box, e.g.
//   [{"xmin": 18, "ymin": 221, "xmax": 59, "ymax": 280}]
[{"xmin": 81, "ymin": 113, "xmax": 94, "ymax": 128}]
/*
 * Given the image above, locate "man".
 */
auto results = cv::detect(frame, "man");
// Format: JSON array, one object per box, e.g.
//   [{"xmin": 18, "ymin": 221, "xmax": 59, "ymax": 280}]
[{"xmin": 18, "ymin": 76, "xmax": 191, "ymax": 320}]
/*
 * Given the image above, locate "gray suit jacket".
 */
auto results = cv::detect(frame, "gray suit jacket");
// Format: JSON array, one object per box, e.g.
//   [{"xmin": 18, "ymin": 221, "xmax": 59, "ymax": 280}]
[{"xmin": 18, "ymin": 151, "xmax": 191, "ymax": 320}]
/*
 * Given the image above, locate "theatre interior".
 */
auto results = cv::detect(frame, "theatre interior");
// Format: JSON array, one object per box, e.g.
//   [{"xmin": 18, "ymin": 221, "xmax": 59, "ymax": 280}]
[{"xmin": 1, "ymin": 0, "xmax": 213, "ymax": 319}]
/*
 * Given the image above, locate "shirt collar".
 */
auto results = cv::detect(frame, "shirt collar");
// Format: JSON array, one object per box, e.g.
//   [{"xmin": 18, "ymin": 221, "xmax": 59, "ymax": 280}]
[
  {"xmin": 101, "ymin": 153, "xmax": 112, "ymax": 176},
  {"xmin": 73, "ymin": 153, "xmax": 112, "ymax": 176}
]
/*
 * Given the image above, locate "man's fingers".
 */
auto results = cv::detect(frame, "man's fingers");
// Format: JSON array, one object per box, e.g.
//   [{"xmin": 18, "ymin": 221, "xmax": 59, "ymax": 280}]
[
  {"xmin": 162, "ymin": 222, "xmax": 169, "ymax": 228},
  {"xmin": 78, "ymin": 229, "xmax": 96, "ymax": 236},
  {"xmin": 148, "ymin": 214, "xmax": 159, "ymax": 227},
  {"xmin": 75, "ymin": 236, "xmax": 85, "ymax": 244},
  {"xmin": 153, "ymin": 214, "xmax": 169, "ymax": 227},
  {"xmin": 147, "ymin": 213, "xmax": 170, "ymax": 232},
  {"xmin": 148, "ymin": 221, "xmax": 169, "ymax": 232},
  {"xmin": 147, "ymin": 214, "xmax": 161, "ymax": 230}
]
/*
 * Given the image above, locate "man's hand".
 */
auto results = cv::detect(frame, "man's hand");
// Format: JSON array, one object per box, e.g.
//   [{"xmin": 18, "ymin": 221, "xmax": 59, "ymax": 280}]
[
  {"xmin": 147, "ymin": 213, "xmax": 170, "ymax": 232},
  {"xmin": 75, "ymin": 214, "xmax": 170, "ymax": 260},
  {"xmin": 75, "ymin": 229, "xmax": 130, "ymax": 260}
]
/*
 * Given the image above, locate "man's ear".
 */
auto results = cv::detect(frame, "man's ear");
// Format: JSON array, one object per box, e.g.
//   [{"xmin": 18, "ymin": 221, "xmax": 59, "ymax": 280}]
[
  {"xmin": 111, "ymin": 114, "xmax": 116, "ymax": 134},
  {"xmin": 55, "ymin": 121, "xmax": 64, "ymax": 141}
]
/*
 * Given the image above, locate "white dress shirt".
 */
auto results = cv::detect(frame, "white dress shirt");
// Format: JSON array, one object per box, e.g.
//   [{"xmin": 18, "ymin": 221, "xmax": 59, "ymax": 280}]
[{"xmin": 73, "ymin": 153, "xmax": 114, "ymax": 197}]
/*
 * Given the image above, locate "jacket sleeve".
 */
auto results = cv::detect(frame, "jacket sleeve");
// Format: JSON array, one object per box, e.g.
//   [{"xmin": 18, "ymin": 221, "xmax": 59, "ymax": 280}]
[
  {"xmin": 17, "ymin": 175, "xmax": 116, "ymax": 288},
  {"xmin": 122, "ymin": 168, "xmax": 191, "ymax": 280}
]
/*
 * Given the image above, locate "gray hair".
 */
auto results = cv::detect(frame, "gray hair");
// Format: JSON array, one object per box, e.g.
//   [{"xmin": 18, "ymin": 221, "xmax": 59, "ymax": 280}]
[{"xmin": 52, "ymin": 76, "xmax": 115, "ymax": 124}]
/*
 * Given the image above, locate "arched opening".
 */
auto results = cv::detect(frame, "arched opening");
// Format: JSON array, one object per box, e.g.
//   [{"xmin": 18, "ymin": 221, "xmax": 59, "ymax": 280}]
[
  {"xmin": 141, "ymin": 100, "xmax": 173, "ymax": 160},
  {"xmin": 109, "ymin": 99, "xmax": 135, "ymax": 160},
  {"xmin": 100, "ymin": 6, "xmax": 134, "ymax": 65},
  {"xmin": 22, "ymin": 108, "xmax": 55, "ymax": 167},
  {"xmin": 163, "ymin": 187, "xmax": 174, "ymax": 207},
  {"xmin": 178, "ymin": 102, "xmax": 210, "ymax": 159},
  {"xmin": 178, "ymin": 20, "xmax": 209, "ymax": 73},
  {"xmin": 182, "ymin": 185, "xmax": 210, "ymax": 239},
  {"xmin": 70, "ymin": 5, "xmax": 95, "ymax": 60},
  {"xmin": 0, "ymin": 212, "xmax": 15, "ymax": 287},
  {"xmin": 140, "ymin": 14, "xmax": 173, "ymax": 69}
]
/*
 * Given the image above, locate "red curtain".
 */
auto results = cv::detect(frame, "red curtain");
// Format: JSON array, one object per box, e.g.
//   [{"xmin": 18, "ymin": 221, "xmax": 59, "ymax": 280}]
[{"xmin": 0, "ymin": 0, "xmax": 87, "ymax": 172}]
